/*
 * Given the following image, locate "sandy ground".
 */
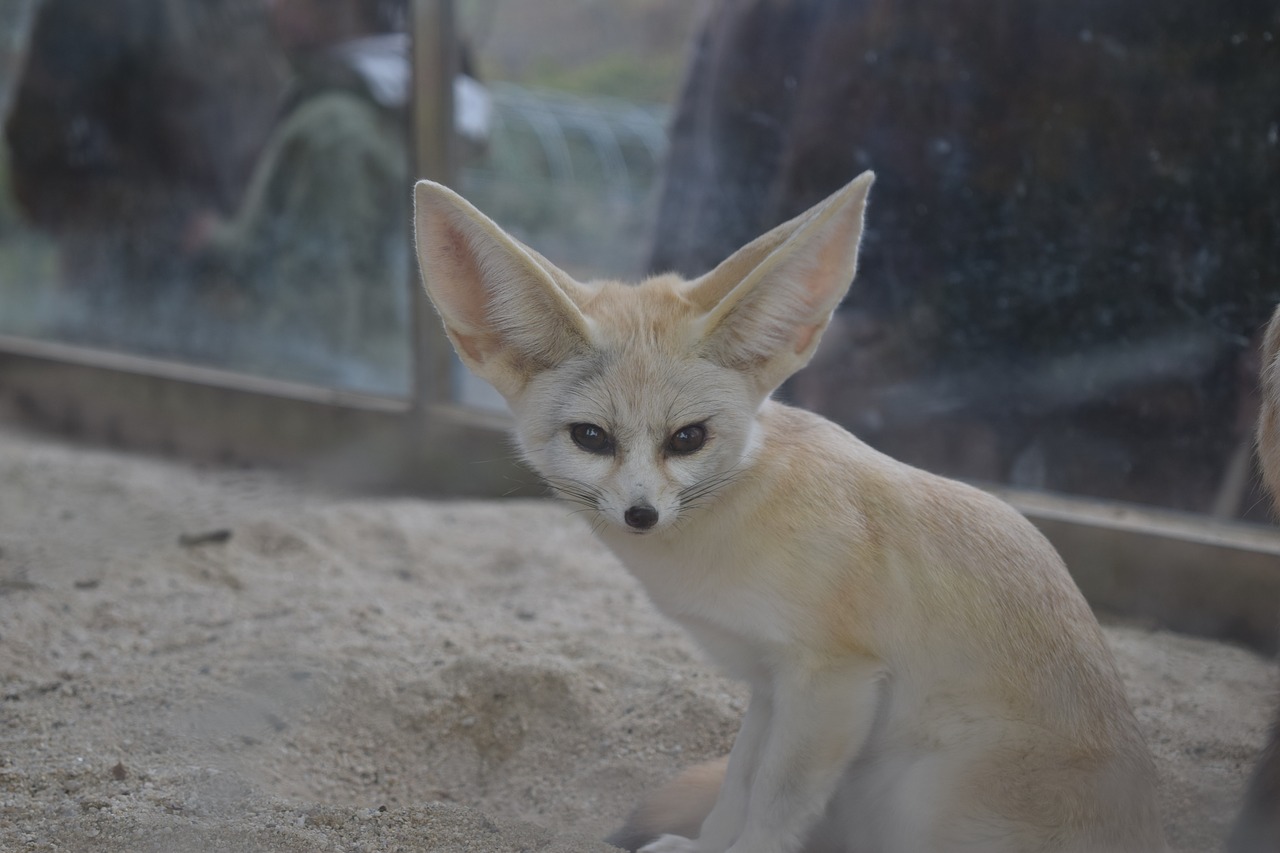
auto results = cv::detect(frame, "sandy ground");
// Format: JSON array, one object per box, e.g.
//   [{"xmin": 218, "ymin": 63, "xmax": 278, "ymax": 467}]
[{"xmin": 0, "ymin": 425, "xmax": 1275, "ymax": 852}]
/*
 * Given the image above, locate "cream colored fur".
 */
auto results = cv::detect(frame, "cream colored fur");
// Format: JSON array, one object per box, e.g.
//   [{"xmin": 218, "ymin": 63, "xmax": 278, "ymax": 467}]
[{"xmin": 413, "ymin": 173, "xmax": 1166, "ymax": 853}]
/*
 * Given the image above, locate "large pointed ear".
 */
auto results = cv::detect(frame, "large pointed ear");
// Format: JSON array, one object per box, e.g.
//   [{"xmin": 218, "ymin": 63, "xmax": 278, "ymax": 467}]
[
  {"xmin": 414, "ymin": 180, "xmax": 595, "ymax": 400},
  {"xmin": 687, "ymin": 171, "xmax": 874, "ymax": 396}
]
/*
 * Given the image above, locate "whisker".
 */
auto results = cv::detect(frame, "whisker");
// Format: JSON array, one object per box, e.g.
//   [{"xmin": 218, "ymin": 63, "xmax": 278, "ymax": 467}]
[
  {"xmin": 542, "ymin": 474, "xmax": 607, "ymax": 515},
  {"xmin": 681, "ymin": 467, "xmax": 744, "ymax": 498}
]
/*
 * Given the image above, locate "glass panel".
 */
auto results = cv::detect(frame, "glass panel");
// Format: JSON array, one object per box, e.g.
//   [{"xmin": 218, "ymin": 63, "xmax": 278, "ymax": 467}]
[
  {"xmin": 453, "ymin": 0, "xmax": 1280, "ymax": 521},
  {"xmin": 1, "ymin": 0, "xmax": 414, "ymax": 396}
]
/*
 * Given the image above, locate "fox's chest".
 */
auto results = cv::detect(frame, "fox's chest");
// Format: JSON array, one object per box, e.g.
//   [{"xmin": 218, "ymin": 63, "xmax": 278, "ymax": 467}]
[{"xmin": 599, "ymin": 530, "xmax": 799, "ymax": 680}]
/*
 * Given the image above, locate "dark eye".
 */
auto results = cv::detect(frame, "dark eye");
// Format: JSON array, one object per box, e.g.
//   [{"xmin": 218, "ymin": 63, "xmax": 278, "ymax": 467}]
[
  {"xmin": 667, "ymin": 423, "xmax": 707, "ymax": 454},
  {"xmin": 570, "ymin": 423, "xmax": 613, "ymax": 454}
]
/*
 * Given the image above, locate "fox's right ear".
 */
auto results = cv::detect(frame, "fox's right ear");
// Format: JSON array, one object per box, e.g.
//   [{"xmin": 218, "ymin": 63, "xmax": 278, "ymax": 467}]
[
  {"xmin": 686, "ymin": 172, "xmax": 873, "ymax": 397},
  {"xmin": 413, "ymin": 181, "xmax": 595, "ymax": 399}
]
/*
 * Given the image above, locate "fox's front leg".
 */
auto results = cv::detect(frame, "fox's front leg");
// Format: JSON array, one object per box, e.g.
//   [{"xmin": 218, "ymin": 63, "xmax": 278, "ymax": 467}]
[
  {"xmin": 696, "ymin": 681, "xmax": 773, "ymax": 848},
  {"xmin": 642, "ymin": 660, "xmax": 883, "ymax": 853},
  {"xmin": 638, "ymin": 687, "xmax": 771, "ymax": 853},
  {"xmin": 727, "ymin": 659, "xmax": 883, "ymax": 853}
]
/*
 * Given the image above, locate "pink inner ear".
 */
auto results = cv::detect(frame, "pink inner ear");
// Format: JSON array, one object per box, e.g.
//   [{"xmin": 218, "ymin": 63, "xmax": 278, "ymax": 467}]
[
  {"xmin": 794, "ymin": 322, "xmax": 822, "ymax": 356},
  {"xmin": 450, "ymin": 328, "xmax": 490, "ymax": 365},
  {"xmin": 437, "ymin": 221, "xmax": 489, "ymax": 316},
  {"xmin": 425, "ymin": 215, "xmax": 505, "ymax": 367}
]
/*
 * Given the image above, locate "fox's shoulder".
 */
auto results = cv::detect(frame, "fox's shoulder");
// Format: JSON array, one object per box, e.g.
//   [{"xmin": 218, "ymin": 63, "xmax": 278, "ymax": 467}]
[
  {"xmin": 753, "ymin": 401, "xmax": 1058, "ymax": 566},
  {"xmin": 752, "ymin": 400, "xmax": 963, "ymax": 506},
  {"xmin": 752, "ymin": 405, "xmax": 1097, "ymax": 662}
]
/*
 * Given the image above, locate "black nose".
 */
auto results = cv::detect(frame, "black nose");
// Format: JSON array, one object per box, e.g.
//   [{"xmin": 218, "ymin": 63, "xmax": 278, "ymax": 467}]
[{"xmin": 624, "ymin": 504, "xmax": 659, "ymax": 530}]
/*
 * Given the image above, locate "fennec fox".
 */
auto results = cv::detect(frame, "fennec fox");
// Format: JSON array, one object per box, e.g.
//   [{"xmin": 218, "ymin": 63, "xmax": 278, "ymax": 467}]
[
  {"xmin": 1226, "ymin": 304, "xmax": 1280, "ymax": 853},
  {"xmin": 412, "ymin": 173, "xmax": 1165, "ymax": 853}
]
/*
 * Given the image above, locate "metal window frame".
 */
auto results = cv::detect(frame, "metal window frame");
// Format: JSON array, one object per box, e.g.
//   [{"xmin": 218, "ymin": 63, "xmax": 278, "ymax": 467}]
[{"xmin": 0, "ymin": 0, "xmax": 1278, "ymax": 653}]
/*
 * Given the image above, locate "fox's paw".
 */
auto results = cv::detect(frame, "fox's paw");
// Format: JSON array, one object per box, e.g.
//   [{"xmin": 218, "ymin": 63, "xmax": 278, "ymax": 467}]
[{"xmin": 638, "ymin": 834, "xmax": 702, "ymax": 853}]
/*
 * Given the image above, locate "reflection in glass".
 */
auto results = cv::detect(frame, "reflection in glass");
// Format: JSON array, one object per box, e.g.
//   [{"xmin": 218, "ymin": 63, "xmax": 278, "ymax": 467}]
[
  {"xmin": 651, "ymin": 0, "xmax": 1280, "ymax": 519},
  {"xmin": 1, "ymin": 0, "xmax": 416, "ymax": 396}
]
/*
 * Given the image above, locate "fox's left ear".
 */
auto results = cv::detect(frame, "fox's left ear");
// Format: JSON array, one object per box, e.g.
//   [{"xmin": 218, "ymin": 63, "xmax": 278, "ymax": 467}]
[
  {"xmin": 413, "ymin": 180, "xmax": 596, "ymax": 400},
  {"xmin": 687, "ymin": 171, "xmax": 874, "ymax": 396}
]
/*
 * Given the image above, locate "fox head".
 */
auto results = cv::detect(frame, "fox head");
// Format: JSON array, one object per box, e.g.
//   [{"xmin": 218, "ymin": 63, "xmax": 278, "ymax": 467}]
[{"xmin": 413, "ymin": 173, "xmax": 873, "ymax": 535}]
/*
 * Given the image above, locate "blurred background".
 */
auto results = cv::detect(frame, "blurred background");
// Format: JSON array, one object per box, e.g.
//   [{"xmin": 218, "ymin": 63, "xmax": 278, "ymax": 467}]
[{"xmin": 1, "ymin": 0, "xmax": 1278, "ymax": 526}]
